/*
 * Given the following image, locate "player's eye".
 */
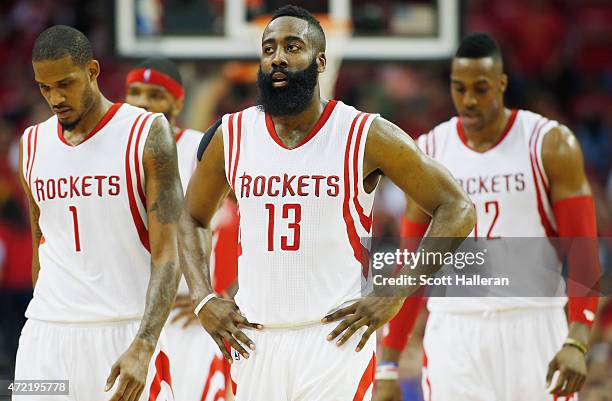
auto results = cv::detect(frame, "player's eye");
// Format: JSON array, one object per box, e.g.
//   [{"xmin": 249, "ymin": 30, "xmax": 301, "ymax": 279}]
[
  {"xmin": 287, "ymin": 44, "xmax": 300, "ymax": 52},
  {"xmin": 263, "ymin": 46, "xmax": 274, "ymax": 54},
  {"xmin": 475, "ymin": 87, "xmax": 489, "ymax": 94},
  {"xmin": 453, "ymin": 86, "xmax": 465, "ymax": 93},
  {"xmin": 39, "ymin": 84, "xmax": 50, "ymax": 91}
]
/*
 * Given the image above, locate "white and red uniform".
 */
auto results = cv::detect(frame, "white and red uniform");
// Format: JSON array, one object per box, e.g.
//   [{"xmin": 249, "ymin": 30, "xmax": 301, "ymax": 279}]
[
  {"xmin": 14, "ymin": 103, "xmax": 173, "ymax": 401},
  {"xmin": 222, "ymin": 100, "xmax": 378, "ymax": 400},
  {"xmin": 415, "ymin": 110, "xmax": 573, "ymax": 401},
  {"xmin": 165, "ymin": 128, "xmax": 228, "ymax": 401}
]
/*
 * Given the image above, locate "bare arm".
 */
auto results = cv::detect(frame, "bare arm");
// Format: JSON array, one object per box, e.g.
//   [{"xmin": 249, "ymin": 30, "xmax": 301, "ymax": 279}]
[
  {"xmin": 180, "ymin": 126, "xmax": 229, "ymax": 303},
  {"xmin": 18, "ymin": 136, "xmax": 42, "ymax": 287},
  {"xmin": 179, "ymin": 126, "xmax": 260, "ymax": 364},
  {"xmin": 365, "ymin": 117, "xmax": 474, "ymax": 251},
  {"xmin": 106, "ymin": 116, "xmax": 183, "ymax": 401},
  {"xmin": 325, "ymin": 117, "xmax": 475, "ymax": 351},
  {"xmin": 542, "ymin": 125, "xmax": 594, "ymax": 396}
]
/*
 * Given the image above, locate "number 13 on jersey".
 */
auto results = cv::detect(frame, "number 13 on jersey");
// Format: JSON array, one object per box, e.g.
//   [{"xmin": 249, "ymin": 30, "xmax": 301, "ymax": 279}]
[{"xmin": 265, "ymin": 203, "xmax": 301, "ymax": 251}]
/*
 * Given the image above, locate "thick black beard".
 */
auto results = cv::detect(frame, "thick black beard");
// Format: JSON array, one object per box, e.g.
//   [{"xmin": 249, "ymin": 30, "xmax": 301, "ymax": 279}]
[{"xmin": 256, "ymin": 59, "xmax": 318, "ymax": 117}]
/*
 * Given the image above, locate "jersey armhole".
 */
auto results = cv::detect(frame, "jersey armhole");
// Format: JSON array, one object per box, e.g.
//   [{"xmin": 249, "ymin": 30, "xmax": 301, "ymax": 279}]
[
  {"xmin": 534, "ymin": 120, "xmax": 559, "ymax": 190},
  {"xmin": 197, "ymin": 118, "xmax": 222, "ymax": 161}
]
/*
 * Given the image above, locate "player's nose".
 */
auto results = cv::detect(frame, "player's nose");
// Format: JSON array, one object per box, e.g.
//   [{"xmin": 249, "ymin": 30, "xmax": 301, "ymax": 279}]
[{"xmin": 271, "ymin": 48, "xmax": 288, "ymax": 68}]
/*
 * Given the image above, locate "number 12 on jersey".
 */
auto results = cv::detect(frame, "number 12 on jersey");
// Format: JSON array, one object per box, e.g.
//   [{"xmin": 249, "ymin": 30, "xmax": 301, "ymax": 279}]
[{"xmin": 265, "ymin": 203, "xmax": 301, "ymax": 251}]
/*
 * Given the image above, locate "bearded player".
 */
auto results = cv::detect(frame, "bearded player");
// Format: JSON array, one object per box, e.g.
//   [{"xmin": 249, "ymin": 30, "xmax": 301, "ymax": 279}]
[
  {"xmin": 125, "ymin": 58, "xmax": 233, "ymax": 401},
  {"xmin": 374, "ymin": 33, "xmax": 600, "ymax": 401},
  {"xmin": 179, "ymin": 6, "xmax": 475, "ymax": 400},
  {"xmin": 14, "ymin": 26, "xmax": 182, "ymax": 401}
]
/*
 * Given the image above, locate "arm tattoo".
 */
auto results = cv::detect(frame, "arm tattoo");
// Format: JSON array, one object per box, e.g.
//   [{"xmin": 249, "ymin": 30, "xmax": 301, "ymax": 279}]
[{"xmin": 144, "ymin": 117, "xmax": 182, "ymax": 224}]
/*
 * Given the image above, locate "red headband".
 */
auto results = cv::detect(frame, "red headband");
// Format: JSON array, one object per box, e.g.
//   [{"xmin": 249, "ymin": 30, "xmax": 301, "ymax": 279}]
[{"xmin": 126, "ymin": 68, "xmax": 185, "ymax": 100}]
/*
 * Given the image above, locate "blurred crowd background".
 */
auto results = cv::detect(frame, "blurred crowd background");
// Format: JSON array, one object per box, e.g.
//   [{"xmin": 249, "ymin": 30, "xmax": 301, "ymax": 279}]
[{"xmin": 0, "ymin": 0, "xmax": 610, "ymax": 399}]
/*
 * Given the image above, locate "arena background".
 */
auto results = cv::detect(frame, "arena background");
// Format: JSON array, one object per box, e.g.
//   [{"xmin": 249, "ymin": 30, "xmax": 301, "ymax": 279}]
[{"xmin": 0, "ymin": 0, "xmax": 610, "ymax": 400}]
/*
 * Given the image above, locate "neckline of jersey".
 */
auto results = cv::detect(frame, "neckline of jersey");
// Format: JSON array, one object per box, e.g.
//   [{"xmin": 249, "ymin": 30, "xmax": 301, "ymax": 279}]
[
  {"xmin": 265, "ymin": 99, "xmax": 338, "ymax": 150},
  {"xmin": 456, "ymin": 109, "xmax": 518, "ymax": 154},
  {"xmin": 175, "ymin": 128, "xmax": 186, "ymax": 142},
  {"xmin": 57, "ymin": 103, "xmax": 122, "ymax": 147}
]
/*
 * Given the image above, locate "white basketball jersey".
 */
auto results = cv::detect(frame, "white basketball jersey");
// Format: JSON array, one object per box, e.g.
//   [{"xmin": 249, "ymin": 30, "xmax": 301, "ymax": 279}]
[
  {"xmin": 174, "ymin": 128, "xmax": 203, "ymax": 295},
  {"xmin": 420, "ymin": 109, "xmax": 566, "ymax": 312},
  {"xmin": 22, "ymin": 103, "xmax": 163, "ymax": 322},
  {"xmin": 222, "ymin": 100, "xmax": 379, "ymax": 325}
]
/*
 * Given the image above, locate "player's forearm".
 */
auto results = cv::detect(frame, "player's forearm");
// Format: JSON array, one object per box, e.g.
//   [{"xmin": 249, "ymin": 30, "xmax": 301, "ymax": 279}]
[
  {"xmin": 178, "ymin": 209, "xmax": 215, "ymax": 303},
  {"xmin": 567, "ymin": 322, "xmax": 590, "ymax": 346},
  {"xmin": 381, "ymin": 347, "xmax": 402, "ymax": 364},
  {"xmin": 136, "ymin": 243, "xmax": 181, "ymax": 345}
]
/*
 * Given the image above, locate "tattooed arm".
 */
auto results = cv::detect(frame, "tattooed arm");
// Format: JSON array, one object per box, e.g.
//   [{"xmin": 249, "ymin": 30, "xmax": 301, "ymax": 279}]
[
  {"xmin": 106, "ymin": 116, "xmax": 183, "ymax": 401},
  {"xmin": 18, "ymin": 135, "xmax": 43, "ymax": 287}
]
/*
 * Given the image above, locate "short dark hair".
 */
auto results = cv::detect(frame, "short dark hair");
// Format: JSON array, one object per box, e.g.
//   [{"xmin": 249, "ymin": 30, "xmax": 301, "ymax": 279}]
[
  {"xmin": 135, "ymin": 58, "xmax": 183, "ymax": 85},
  {"xmin": 271, "ymin": 5, "xmax": 326, "ymax": 52},
  {"xmin": 32, "ymin": 25, "xmax": 93, "ymax": 66},
  {"xmin": 455, "ymin": 32, "xmax": 502, "ymax": 61}
]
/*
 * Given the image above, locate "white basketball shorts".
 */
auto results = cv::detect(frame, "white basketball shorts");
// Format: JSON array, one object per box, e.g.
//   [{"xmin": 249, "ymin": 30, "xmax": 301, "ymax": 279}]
[
  {"xmin": 13, "ymin": 319, "xmax": 173, "ymax": 401},
  {"xmin": 230, "ymin": 322, "xmax": 376, "ymax": 401},
  {"xmin": 164, "ymin": 308, "xmax": 227, "ymax": 401},
  {"xmin": 421, "ymin": 307, "xmax": 575, "ymax": 401}
]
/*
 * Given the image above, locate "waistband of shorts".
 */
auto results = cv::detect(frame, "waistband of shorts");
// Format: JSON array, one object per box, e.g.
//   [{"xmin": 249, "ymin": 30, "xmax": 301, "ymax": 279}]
[
  {"xmin": 259, "ymin": 319, "xmax": 325, "ymax": 330},
  {"xmin": 429, "ymin": 305, "xmax": 565, "ymax": 320},
  {"xmin": 27, "ymin": 316, "xmax": 142, "ymax": 327}
]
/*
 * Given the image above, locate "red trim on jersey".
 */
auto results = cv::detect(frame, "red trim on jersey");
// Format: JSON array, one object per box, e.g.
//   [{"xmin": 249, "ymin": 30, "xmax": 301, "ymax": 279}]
[
  {"xmin": 456, "ymin": 109, "xmax": 518, "ymax": 153},
  {"xmin": 231, "ymin": 111, "xmax": 243, "ymax": 189},
  {"xmin": 125, "ymin": 113, "xmax": 151, "ymax": 252},
  {"xmin": 227, "ymin": 113, "xmax": 236, "ymax": 185},
  {"xmin": 24, "ymin": 126, "xmax": 33, "ymax": 184},
  {"xmin": 148, "ymin": 350, "xmax": 172, "ymax": 401},
  {"xmin": 352, "ymin": 114, "xmax": 373, "ymax": 232},
  {"xmin": 342, "ymin": 113, "xmax": 366, "ymax": 270},
  {"xmin": 265, "ymin": 100, "xmax": 338, "ymax": 150},
  {"xmin": 199, "ymin": 355, "xmax": 225, "ymax": 401},
  {"xmin": 529, "ymin": 119, "xmax": 557, "ymax": 238},
  {"xmin": 39, "ymin": 235, "xmax": 45, "ymax": 245},
  {"xmin": 134, "ymin": 113, "xmax": 154, "ymax": 209},
  {"xmin": 57, "ymin": 103, "xmax": 122, "ymax": 147},
  {"xmin": 28, "ymin": 125, "xmax": 40, "ymax": 189},
  {"xmin": 423, "ymin": 351, "xmax": 432, "ymax": 401},
  {"xmin": 533, "ymin": 122, "xmax": 551, "ymax": 193},
  {"xmin": 175, "ymin": 128, "xmax": 186, "ymax": 142},
  {"xmin": 352, "ymin": 352, "xmax": 375, "ymax": 401}
]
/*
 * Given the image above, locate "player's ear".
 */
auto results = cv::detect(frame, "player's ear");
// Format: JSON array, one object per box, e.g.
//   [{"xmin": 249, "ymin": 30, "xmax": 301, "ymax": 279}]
[
  {"xmin": 316, "ymin": 52, "xmax": 326, "ymax": 73},
  {"xmin": 87, "ymin": 60, "xmax": 100, "ymax": 82},
  {"xmin": 500, "ymin": 73, "xmax": 508, "ymax": 93},
  {"xmin": 173, "ymin": 97, "xmax": 184, "ymax": 118}
]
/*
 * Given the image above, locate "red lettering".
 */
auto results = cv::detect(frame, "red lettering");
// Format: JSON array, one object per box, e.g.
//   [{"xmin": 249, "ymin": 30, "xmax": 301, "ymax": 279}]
[
  {"xmin": 57, "ymin": 178, "xmax": 68, "ymax": 198},
  {"xmin": 240, "ymin": 173, "xmax": 252, "ymax": 198},
  {"xmin": 515, "ymin": 173, "xmax": 525, "ymax": 192},
  {"xmin": 327, "ymin": 176, "xmax": 340, "ymax": 197},
  {"xmin": 108, "ymin": 176, "xmax": 120, "ymax": 196},
  {"xmin": 82, "ymin": 176, "xmax": 93, "ymax": 196},
  {"xmin": 503, "ymin": 174, "xmax": 512, "ymax": 192},
  {"xmin": 95, "ymin": 175, "xmax": 107, "ymax": 196},
  {"xmin": 297, "ymin": 175, "xmax": 309, "ymax": 196},
  {"xmin": 490, "ymin": 175, "xmax": 499, "ymax": 193},
  {"xmin": 478, "ymin": 176, "xmax": 489, "ymax": 193},
  {"xmin": 253, "ymin": 176, "xmax": 265, "ymax": 197},
  {"xmin": 70, "ymin": 176, "xmax": 81, "ymax": 197},
  {"xmin": 267, "ymin": 176, "xmax": 280, "ymax": 196},
  {"xmin": 311, "ymin": 175, "xmax": 325, "ymax": 197},
  {"xmin": 46, "ymin": 179, "xmax": 56, "ymax": 199},
  {"xmin": 35, "ymin": 179, "xmax": 45, "ymax": 202},
  {"xmin": 467, "ymin": 178, "xmax": 476, "ymax": 195},
  {"xmin": 282, "ymin": 174, "xmax": 296, "ymax": 196}
]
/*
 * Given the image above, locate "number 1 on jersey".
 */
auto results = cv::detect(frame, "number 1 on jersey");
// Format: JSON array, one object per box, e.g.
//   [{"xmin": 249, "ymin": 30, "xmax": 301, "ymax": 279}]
[
  {"xmin": 265, "ymin": 203, "xmax": 301, "ymax": 251},
  {"xmin": 68, "ymin": 205, "xmax": 82, "ymax": 252}
]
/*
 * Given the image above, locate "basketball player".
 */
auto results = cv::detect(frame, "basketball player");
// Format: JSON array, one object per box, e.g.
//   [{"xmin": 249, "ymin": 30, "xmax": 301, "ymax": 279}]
[
  {"xmin": 179, "ymin": 6, "xmax": 475, "ymax": 400},
  {"xmin": 14, "ymin": 26, "xmax": 182, "ymax": 401},
  {"xmin": 374, "ymin": 33, "xmax": 599, "ymax": 401},
  {"xmin": 125, "ymin": 58, "xmax": 230, "ymax": 401}
]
